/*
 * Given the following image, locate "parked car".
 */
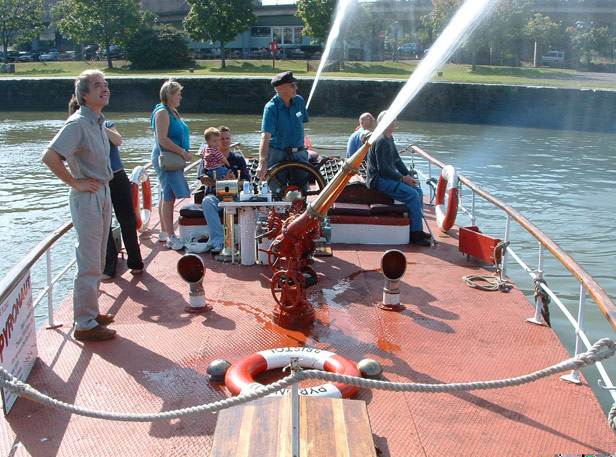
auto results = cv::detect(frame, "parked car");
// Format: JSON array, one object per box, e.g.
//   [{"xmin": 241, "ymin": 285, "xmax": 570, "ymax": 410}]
[
  {"xmin": 18, "ymin": 51, "xmax": 40, "ymax": 62},
  {"xmin": 101, "ymin": 45, "xmax": 125, "ymax": 59},
  {"xmin": 542, "ymin": 50, "xmax": 565, "ymax": 67},
  {"xmin": 1, "ymin": 51, "xmax": 20, "ymax": 62},
  {"xmin": 395, "ymin": 43, "xmax": 421, "ymax": 59},
  {"xmin": 40, "ymin": 50, "xmax": 59, "ymax": 62},
  {"xmin": 57, "ymin": 51, "xmax": 75, "ymax": 61}
]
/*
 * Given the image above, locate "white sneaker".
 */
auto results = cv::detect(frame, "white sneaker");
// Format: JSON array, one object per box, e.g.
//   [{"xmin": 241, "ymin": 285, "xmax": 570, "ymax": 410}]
[
  {"xmin": 158, "ymin": 231, "xmax": 168, "ymax": 242},
  {"xmin": 166, "ymin": 235, "xmax": 184, "ymax": 251},
  {"xmin": 186, "ymin": 239, "xmax": 213, "ymax": 253}
]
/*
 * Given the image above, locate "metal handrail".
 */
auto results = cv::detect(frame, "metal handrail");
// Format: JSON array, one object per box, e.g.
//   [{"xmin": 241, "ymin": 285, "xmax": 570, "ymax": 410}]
[
  {"xmin": 410, "ymin": 144, "xmax": 616, "ymax": 332},
  {"xmin": 0, "ymin": 158, "xmax": 201, "ymax": 323},
  {"xmin": 0, "ymin": 221, "xmax": 72, "ymax": 306}
]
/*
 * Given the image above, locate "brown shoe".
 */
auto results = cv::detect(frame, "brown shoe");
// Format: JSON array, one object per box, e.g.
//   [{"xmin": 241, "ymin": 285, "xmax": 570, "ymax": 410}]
[
  {"xmin": 95, "ymin": 313, "xmax": 115, "ymax": 326},
  {"xmin": 74, "ymin": 325, "xmax": 116, "ymax": 341}
]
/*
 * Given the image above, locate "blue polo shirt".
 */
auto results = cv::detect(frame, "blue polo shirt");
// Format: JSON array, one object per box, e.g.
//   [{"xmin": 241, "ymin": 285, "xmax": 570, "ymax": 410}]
[
  {"xmin": 346, "ymin": 128, "xmax": 364, "ymax": 158},
  {"xmin": 261, "ymin": 94, "xmax": 309, "ymax": 150}
]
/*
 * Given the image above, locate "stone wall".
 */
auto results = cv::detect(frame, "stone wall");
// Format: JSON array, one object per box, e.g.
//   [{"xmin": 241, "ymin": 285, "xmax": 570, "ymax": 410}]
[{"xmin": 1, "ymin": 76, "xmax": 614, "ymax": 132}]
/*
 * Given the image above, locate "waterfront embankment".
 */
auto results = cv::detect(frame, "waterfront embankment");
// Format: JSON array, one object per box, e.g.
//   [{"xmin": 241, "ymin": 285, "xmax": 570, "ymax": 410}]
[{"xmin": 1, "ymin": 76, "xmax": 614, "ymax": 132}]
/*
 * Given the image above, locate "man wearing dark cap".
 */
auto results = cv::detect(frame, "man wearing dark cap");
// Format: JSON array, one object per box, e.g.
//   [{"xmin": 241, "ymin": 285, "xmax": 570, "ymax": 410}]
[{"xmin": 255, "ymin": 71, "xmax": 310, "ymax": 195}]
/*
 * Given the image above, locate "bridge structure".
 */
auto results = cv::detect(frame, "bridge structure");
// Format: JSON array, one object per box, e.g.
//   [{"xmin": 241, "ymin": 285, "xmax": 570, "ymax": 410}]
[{"xmin": 140, "ymin": 0, "xmax": 616, "ymax": 28}]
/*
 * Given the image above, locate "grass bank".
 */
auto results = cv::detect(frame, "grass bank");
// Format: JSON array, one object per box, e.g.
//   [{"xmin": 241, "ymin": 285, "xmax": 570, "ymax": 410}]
[{"xmin": 2, "ymin": 59, "xmax": 615, "ymax": 90}]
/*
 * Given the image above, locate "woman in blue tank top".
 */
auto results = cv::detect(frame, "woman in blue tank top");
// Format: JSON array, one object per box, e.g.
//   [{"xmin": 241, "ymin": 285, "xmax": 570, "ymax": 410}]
[{"xmin": 150, "ymin": 79, "xmax": 191, "ymax": 250}]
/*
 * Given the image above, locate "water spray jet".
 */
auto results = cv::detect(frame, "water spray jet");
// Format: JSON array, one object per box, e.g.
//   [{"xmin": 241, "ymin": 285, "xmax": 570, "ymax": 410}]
[{"xmin": 306, "ymin": 0, "xmax": 353, "ymax": 109}]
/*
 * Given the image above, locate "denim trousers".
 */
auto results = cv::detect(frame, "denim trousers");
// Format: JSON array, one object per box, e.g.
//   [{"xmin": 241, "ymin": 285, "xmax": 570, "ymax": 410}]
[
  {"xmin": 201, "ymin": 194, "xmax": 224, "ymax": 248},
  {"xmin": 267, "ymin": 147, "xmax": 310, "ymax": 195},
  {"xmin": 375, "ymin": 177, "xmax": 424, "ymax": 232}
]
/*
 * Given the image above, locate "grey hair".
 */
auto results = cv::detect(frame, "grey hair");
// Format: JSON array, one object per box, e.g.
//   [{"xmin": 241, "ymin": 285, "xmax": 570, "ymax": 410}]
[
  {"xmin": 74, "ymin": 69, "xmax": 106, "ymax": 105},
  {"xmin": 377, "ymin": 110, "xmax": 388, "ymax": 123},
  {"xmin": 359, "ymin": 112, "xmax": 373, "ymax": 123}
]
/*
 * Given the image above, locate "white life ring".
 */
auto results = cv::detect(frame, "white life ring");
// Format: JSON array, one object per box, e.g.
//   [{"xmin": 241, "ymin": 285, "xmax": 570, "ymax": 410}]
[
  {"xmin": 129, "ymin": 166, "xmax": 152, "ymax": 233},
  {"xmin": 435, "ymin": 165, "xmax": 459, "ymax": 232},
  {"xmin": 225, "ymin": 347, "xmax": 361, "ymax": 398}
]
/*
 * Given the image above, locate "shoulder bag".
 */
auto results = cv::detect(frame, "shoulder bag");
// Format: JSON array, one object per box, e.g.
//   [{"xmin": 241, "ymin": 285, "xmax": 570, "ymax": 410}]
[
  {"xmin": 159, "ymin": 145, "xmax": 186, "ymax": 171},
  {"xmin": 158, "ymin": 128, "xmax": 187, "ymax": 171}
]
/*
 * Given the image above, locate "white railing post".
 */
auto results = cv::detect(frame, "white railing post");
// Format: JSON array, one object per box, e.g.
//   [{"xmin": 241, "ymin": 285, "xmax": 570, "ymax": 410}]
[
  {"xmin": 470, "ymin": 190, "xmax": 476, "ymax": 226},
  {"xmin": 46, "ymin": 249, "xmax": 56, "ymax": 328},
  {"xmin": 502, "ymin": 214, "xmax": 511, "ymax": 279},
  {"xmin": 562, "ymin": 285, "xmax": 585, "ymax": 384},
  {"xmin": 527, "ymin": 243, "xmax": 545, "ymax": 325}
]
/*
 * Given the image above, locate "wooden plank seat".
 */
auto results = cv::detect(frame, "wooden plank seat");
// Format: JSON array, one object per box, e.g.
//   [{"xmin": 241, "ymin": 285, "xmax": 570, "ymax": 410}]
[{"xmin": 210, "ymin": 395, "xmax": 377, "ymax": 457}]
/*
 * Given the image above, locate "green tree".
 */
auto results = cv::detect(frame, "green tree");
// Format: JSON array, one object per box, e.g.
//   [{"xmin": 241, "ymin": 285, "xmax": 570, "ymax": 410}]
[
  {"xmin": 588, "ymin": 26, "xmax": 613, "ymax": 61},
  {"xmin": 51, "ymin": 0, "xmax": 142, "ymax": 69},
  {"xmin": 126, "ymin": 24, "xmax": 192, "ymax": 70},
  {"xmin": 523, "ymin": 13, "xmax": 559, "ymax": 67},
  {"xmin": 423, "ymin": 0, "xmax": 461, "ymax": 41},
  {"xmin": 0, "ymin": 0, "xmax": 44, "ymax": 64},
  {"xmin": 183, "ymin": 0, "xmax": 257, "ymax": 69},
  {"xmin": 295, "ymin": 0, "xmax": 336, "ymax": 43},
  {"xmin": 567, "ymin": 24, "xmax": 614, "ymax": 67},
  {"xmin": 475, "ymin": 0, "xmax": 531, "ymax": 66}
]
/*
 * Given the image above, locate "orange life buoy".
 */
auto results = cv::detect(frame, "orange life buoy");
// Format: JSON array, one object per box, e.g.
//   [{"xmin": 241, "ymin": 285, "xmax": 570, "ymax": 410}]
[
  {"xmin": 435, "ymin": 165, "xmax": 459, "ymax": 232},
  {"xmin": 129, "ymin": 166, "xmax": 152, "ymax": 233},
  {"xmin": 225, "ymin": 347, "xmax": 361, "ymax": 398}
]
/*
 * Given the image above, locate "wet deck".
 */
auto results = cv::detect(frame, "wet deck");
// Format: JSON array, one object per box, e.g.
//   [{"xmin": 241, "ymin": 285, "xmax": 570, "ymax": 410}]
[{"xmin": 2, "ymin": 200, "xmax": 615, "ymax": 456}]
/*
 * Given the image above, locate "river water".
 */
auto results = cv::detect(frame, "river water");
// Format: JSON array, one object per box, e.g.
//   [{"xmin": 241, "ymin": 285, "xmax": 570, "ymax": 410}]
[{"xmin": 1, "ymin": 111, "xmax": 615, "ymax": 410}]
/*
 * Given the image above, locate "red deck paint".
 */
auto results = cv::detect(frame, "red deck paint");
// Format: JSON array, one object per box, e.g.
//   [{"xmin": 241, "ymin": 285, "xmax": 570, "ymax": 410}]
[{"xmin": 2, "ymin": 199, "xmax": 615, "ymax": 456}]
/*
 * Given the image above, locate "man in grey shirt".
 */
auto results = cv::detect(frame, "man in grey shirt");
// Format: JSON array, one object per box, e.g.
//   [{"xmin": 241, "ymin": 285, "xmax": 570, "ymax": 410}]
[
  {"xmin": 42, "ymin": 70, "xmax": 117, "ymax": 340},
  {"xmin": 366, "ymin": 110, "xmax": 430, "ymax": 247}
]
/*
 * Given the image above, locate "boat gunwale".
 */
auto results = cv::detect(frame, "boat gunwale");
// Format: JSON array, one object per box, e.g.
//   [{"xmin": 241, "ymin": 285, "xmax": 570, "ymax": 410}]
[
  {"xmin": 411, "ymin": 144, "xmax": 616, "ymax": 332},
  {"xmin": 0, "ymin": 159, "xmax": 202, "ymax": 306}
]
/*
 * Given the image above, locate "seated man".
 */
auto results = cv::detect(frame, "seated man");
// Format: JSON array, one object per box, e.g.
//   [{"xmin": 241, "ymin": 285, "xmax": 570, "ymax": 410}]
[
  {"xmin": 197, "ymin": 126, "xmax": 249, "ymax": 255},
  {"xmin": 346, "ymin": 112, "xmax": 375, "ymax": 158},
  {"xmin": 365, "ymin": 111, "xmax": 430, "ymax": 247}
]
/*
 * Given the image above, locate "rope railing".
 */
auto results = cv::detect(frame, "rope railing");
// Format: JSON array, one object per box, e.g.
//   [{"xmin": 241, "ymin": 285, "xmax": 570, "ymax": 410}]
[{"xmin": 1, "ymin": 339, "xmax": 615, "ymax": 428}]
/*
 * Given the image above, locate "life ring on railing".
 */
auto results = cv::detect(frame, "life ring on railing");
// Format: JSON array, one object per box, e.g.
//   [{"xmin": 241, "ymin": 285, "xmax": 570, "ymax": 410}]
[
  {"xmin": 225, "ymin": 347, "xmax": 361, "ymax": 398},
  {"xmin": 129, "ymin": 166, "xmax": 152, "ymax": 233},
  {"xmin": 435, "ymin": 165, "xmax": 459, "ymax": 232}
]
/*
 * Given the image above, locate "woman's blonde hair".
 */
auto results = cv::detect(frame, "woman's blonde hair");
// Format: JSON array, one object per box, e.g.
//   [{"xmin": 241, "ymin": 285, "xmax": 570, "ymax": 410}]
[{"xmin": 159, "ymin": 79, "xmax": 182, "ymax": 119}]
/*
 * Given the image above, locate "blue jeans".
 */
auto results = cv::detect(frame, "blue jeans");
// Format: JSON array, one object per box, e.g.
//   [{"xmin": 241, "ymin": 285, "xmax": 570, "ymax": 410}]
[
  {"xmin": 376, "ymin": 177, "xmax": 424, "ymax": 232},
  {"xmin": 267, "ymin": 147, "xmax": 310, "ymax": 195},
  {"xmin": 207, "ymin": 166, "xmax": 228, "ymax": 180},
  {"xmin": 201, "ymin": 194, "xmax": 224, "ymax": 247}
]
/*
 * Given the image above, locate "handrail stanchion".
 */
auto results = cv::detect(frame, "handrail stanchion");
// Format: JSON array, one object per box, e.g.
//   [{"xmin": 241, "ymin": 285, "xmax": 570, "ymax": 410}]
[
  {"xmin": 528, "ymin": 243, "xmax": 545, "ymax": 325},
  {"xmin": 502, "ymin": 214, "xmax": 511, "ymax": 279},
  {"xmin": 562, "ymin": 286, "xmax": 586, "ymax": 384},
  {"xmin": 46, "ymin": 249, "xmax": 56, "ymax": 328},
  {"xmin": 470, "ymin": 190, "xmax": 476, "ymax": 226}
]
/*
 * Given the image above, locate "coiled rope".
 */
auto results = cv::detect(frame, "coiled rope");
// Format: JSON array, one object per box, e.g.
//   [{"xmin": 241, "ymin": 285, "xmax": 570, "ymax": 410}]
[
  {"xmin": 463, "ymin": 240, "xmax": 513, "ymax": 292},
  {"xmin": 1, "ymin": 338, "xmax": 615, "ymax": 429},
  {"xmin": 533, "ymin": 275, "xmax": 551, "ymax": 327}
]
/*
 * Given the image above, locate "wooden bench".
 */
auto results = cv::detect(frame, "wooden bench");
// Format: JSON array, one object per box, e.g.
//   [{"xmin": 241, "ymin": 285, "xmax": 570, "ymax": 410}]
[{"xmin": 210, "ymin": 394, "xmax": 377, "ymax": 457}]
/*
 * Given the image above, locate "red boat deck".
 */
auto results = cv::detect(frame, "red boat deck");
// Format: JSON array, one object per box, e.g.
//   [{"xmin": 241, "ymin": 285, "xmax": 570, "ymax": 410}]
[{"xmin": 2, "ymin": 200, "xmax": 615, "ymax": 456}]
